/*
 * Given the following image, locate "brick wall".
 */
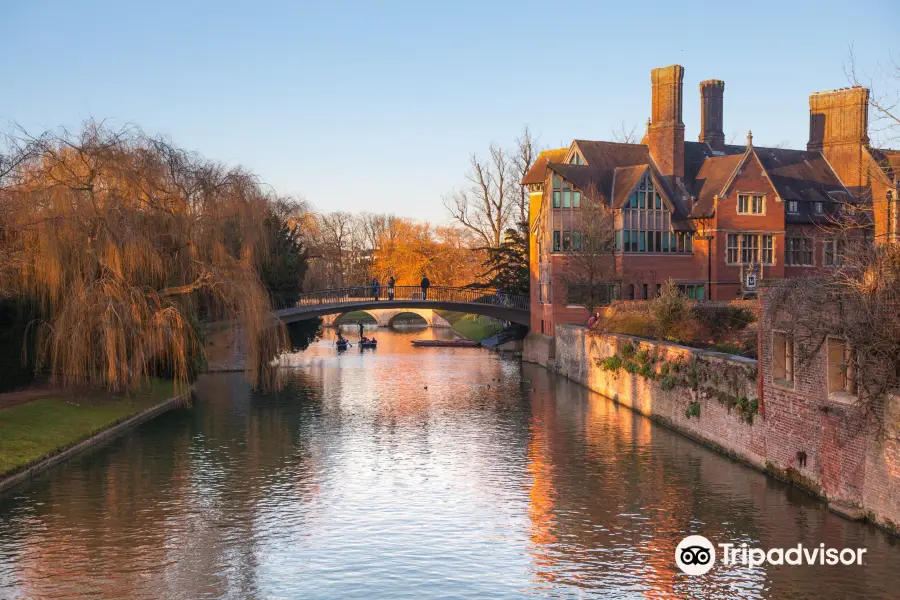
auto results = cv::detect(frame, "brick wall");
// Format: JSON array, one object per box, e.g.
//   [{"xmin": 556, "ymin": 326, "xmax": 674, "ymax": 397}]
[{"xmin": 525, "ymin": 324, "xmax": 900, "ymax": 532}]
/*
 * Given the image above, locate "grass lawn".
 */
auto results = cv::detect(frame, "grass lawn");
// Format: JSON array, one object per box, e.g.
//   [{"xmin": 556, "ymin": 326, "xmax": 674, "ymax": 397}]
[
  {"xmin": 335, "ymin": 310, "xmax": 377, "ymax": 324},
  {"xmin": 0, "ymin": 379, "xmax": 177, "ymax": 478},
  {"xmin": 437, "ymin": 311, "xmax": 504, "ymax": 341}
]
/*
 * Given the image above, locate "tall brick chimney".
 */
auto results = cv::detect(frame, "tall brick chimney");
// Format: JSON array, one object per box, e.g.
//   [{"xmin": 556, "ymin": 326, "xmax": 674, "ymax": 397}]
[
  {"xmin": 807, "ymin": 86, "xmax": 870, "ymax": 191},
  {"xmin": 699, "ymin": 79, "xmax": 725, "ymax": 152},
  {"xmin": 648, "ymin": 65, "xmax": 685, "ymax": 184},
  {"xmin": 807, "ymin": 86, "xmax": 869, "ymax": 151}
]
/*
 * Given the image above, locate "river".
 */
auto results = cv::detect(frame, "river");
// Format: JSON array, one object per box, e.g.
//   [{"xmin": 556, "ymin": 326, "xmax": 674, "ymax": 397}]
[{"xmin": 1, "ymin": 326, "xmax": 898, "ymax": 599}]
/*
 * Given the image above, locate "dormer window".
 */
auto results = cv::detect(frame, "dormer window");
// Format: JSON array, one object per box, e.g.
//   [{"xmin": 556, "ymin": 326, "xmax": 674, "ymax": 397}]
[
  {"xmin": 568, "ymin": 153, "xmax": 584, "ymax": 165},
  {"xmin": 788, "ymin": 200, "xmax": 798, "ymax": 214},
  {"xmin": 814, "ymin": 202, "xmax": 824, "ymax": 214},
  {"xmin": 737, "ymin": 194, "xmax": 765, "ymax": 215},
  {"xmin": 552, "ymin": 175, "xmax": 581, "ymax": 208}
]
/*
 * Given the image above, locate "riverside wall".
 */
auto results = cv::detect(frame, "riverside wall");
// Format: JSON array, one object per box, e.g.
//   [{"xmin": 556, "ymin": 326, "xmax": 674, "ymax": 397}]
[{"xmin": 524, "ymin": 325, "xmax": 900, "ymax": 533}]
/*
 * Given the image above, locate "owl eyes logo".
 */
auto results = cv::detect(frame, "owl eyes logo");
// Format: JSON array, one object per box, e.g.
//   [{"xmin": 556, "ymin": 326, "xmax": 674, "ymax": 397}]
[
  {"xmin": 680, "ymin": 545, "xmax": 712, "ymax": 565},
  {"xmin": 675, "ymin": 535, "xmax": 716, "ymax": 575}
]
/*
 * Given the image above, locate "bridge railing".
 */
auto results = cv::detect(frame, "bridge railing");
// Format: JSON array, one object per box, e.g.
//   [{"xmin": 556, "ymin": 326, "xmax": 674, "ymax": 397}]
[{"xmin": 282, "ymin": 286, "xmax": 529, "ymax": 311}]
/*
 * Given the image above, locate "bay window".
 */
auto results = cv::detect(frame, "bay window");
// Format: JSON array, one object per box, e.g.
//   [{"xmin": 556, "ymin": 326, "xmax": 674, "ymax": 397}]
[{"xmin": 619, "ymin": 173, "xmax": 691, "ymax": 253}]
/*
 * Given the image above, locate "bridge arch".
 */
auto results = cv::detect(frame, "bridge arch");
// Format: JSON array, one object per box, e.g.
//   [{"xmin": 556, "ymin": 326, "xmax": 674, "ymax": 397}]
[
  {"xmin": 274, "ymin": 287, "xmax": 529, "ymax": 327},
  {"xmin": 321, "ymin": 308, "xmax": 451, "ymax": 328}
]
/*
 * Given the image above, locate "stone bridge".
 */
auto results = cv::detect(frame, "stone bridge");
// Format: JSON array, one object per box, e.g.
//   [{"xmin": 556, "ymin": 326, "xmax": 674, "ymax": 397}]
[
  {"xmin": 274, "ymin": 286, "xmax": 530, "ymax": 326},
  {"xmin": 320, "ymin": 308, "xmax": 451, "ymax": 328}
]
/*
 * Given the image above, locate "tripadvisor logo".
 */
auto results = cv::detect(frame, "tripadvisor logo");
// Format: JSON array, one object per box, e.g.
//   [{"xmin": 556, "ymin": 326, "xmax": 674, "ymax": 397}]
[
  {"xmin": 675, "ymin": 535, "xmax": 868, "ymax": 575},
  {"xmin": 675, "ymin": 535, "xmax": 716, "ymax": 575}
]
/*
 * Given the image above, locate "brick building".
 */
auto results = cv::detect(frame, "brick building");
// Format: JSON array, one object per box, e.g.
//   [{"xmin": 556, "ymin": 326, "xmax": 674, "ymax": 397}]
[{"xmin": 524, "ymin": 64, "xmax": 900, "ymax": 335}]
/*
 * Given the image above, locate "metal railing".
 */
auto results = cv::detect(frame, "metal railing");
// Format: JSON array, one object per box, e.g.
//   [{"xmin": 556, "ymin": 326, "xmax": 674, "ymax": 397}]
[{"xmin": 275, "ymin": 286, "xmax": 529, "ymax": 312}]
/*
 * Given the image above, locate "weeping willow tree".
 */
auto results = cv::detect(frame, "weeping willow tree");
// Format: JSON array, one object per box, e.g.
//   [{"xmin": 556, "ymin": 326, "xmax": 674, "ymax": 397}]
[{"xmin": 0, "ymin": 122, "xmax": 290, "ymax": 392}]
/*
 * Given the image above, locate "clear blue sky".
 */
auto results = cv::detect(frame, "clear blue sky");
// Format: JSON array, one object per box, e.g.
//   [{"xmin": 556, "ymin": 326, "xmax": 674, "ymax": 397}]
[{"xmin": 1, "ymin": 0, "xmax": 896, "ymax": 222}]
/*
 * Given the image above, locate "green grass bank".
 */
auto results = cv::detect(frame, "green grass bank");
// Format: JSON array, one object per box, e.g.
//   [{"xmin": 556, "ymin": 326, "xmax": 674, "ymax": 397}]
[
  {"xmin": 436, "ymin": 311, "xmax": 503, "ymax": 341},
  {"xmin": 0, "ymin": 379, "xmax": 177, "ymax": 478}
]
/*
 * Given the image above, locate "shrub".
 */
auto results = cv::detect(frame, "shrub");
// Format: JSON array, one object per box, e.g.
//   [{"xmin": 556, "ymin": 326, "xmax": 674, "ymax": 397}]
[
  {"xmin": 605, "ymin": 312, "xmax": 656, "ymax": 338},
  {"xmin": 712, "ymin": 342, "xmax": 743, "ymax": 356},
  {"xmin": 658, "ymin": 362, "xmax": 670, "ymax": 377},
  {"xmin": 685, "ymin": 401, "xmax": 701, "ymax": 418},
  {"xmin": 660, "ymin": 374, "xmax": 677, "ymax": 390},
  {"xmin": 636, "ymin": 348, "xmax": 651, "ymax": 364},
  {"xmin": 691, "ymin": 305, "xmax": 755, "ymax": 337},
  {"xmin": 649, "ymin": 279, "xmax": 689, "ymax": 340},
  {"xmin": 599, "ymin": 354, "xmax": 623, "ymax": 371},
  {"xmin": 620, "ymin": 341, "xmax": 636, "ymax": 359}
]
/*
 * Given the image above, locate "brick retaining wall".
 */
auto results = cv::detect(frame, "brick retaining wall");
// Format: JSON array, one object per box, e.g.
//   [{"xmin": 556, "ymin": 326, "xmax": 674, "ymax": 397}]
[{"xmin": 525, "ymin": 325, "xmax": 900, "ymax": 533}]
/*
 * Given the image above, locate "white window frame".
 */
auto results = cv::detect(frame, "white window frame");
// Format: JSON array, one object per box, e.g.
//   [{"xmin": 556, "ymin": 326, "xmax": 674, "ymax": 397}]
[
  {"xmin": 726, "ymin": 233, "xmax": 774, "ymax": 265},
  {"xmin": 737, "ymin": 193, "xmax": 766, "ymax": 215},
  {"xmin": 814, "ymin": 202, "xmax": 824, "ymax": 215},
  {"xmin": 761, "ymin": 234, "xmax": 775, "ymax": 265},
  {"xmin": 788, "ymin": 200, "xmax": 798, "ymax": 214}
]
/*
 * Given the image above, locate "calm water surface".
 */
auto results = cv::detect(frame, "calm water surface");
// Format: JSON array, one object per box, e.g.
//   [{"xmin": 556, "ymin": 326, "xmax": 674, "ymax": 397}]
[{"xmin": 1, "ymin": 325, "xmax": 898, "ymax": 599}]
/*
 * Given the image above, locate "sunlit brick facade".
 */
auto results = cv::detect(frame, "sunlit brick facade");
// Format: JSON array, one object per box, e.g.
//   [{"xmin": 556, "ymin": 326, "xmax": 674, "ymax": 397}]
[{"xmin": 524, "ymin": 64, "xmax": 900, "ymax": 334}]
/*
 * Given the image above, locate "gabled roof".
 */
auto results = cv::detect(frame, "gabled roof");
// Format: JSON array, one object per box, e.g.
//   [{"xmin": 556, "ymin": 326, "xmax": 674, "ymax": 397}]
[
  {"xmin": 546, "ymin": 142, "xmax": 689, "ymax": 225},
  {"xmin": 688, "ymin": 153, "xmax": 745, "ymax": 218},
  {"xmin": 611, "ymin": 165, "xmax": 648, "ymax": 208},
  {"xmin": 684, "ymin": 141, "xmax": 745, "ymax": 191},
  {"xmin": 521, "ymin": 148, "xmax": 567, "ymax": 185},
  {"xmin": 573, "ymin": 140, "xmax": 651, "ymax": 170},
  {"xmin": 545, "ymin": 163, "xmax": 604, "ymax": 198},
  {"xmin": 686, "ymin": 145, "xmax": 849, "ymax": 224},
  {"xmin": 754, "ymin": 147, "xmax": 846, "ymax": 203}
]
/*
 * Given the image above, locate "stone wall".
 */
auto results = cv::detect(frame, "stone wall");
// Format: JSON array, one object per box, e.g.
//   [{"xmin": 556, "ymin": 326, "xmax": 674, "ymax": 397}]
[{"xmin": 525, "ymin": 324, "xmax": 900, "ymax": 533}]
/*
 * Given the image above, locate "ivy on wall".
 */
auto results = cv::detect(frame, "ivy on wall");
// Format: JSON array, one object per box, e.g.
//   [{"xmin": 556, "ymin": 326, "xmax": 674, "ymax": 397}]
[{"xmin": 597, "ymin": 340, "xmax": 759, "ymax": 424}]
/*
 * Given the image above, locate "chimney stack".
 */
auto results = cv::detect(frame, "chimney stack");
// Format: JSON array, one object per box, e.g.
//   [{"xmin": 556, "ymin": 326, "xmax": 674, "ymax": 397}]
[
  {"xmin": 807, "ymin": 86, "xmax": 869, "ymax": 151},
  {"xmin": 648, "ymin": 65, "xmax": 685, "ymax": 183},
  {"xmin": 807, "ymin": 86, "xmax": 870, "ymax": 194},
  {"xmin": 699, "ymin": 79, "xmax": 725, "ymax": 152}
]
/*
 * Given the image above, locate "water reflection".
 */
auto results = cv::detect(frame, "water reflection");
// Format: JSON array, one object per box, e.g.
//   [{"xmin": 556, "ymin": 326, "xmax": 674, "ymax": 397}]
[{"xmin": 0, "ymin": 328, "xmax": 898, "ymax": 599}]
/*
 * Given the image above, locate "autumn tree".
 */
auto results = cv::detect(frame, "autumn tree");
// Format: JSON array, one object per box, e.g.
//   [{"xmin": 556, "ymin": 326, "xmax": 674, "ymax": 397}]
[
  {"xmin": 369, "ymin": 218, "xmax": 484, "ymax": 287},
  {"xmin": 0, "ymin": 122, "xmax": 291, "ymax": 392}
]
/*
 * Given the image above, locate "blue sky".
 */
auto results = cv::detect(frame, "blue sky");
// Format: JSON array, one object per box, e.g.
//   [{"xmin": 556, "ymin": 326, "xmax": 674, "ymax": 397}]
[{"xmin": 1, "ymin": 1, "xmax": 896, "ymax": 221}]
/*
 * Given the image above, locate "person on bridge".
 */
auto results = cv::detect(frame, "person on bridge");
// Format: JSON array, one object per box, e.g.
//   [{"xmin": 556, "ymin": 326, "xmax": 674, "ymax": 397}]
[
  {"xmin": 388, "ymin": 276, "xmax": 395, "ymax": 301},
  {"xmin": 420, "ymin": 274, "xmax": 430, "ymax": 300},
  {"xmin": 371, "ymin": 277, "xmax": 380, "ymax": 301}
]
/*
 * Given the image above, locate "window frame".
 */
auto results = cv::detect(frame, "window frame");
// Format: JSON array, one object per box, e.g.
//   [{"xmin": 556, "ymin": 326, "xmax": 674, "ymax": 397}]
[
  {"xmin": 737, "ymin": 193, "xmax": 766, "ymax": 215},
  {"xmin": 824, "ymin": 236, "xmax": 844, "ymax": 267},
  {"xmin": 827, "ymin": 336, "xmax": 856, "ymax": 398},
  {"xmin": 761, "ymin": 234, "xmax": 775, "ymax": 265},
  {"xmin": 785, "ymin": 236, "xmax": 815, "ymax": 267},
  {"xmin": 788, "ymin": 200, "xmax": 799, "ymax": 214},
  {"xmin": 740, "ymin": 233, "xmax": 759, "ymax": 264},
  {"xmin": 772, "ymin": 331, "xmax": 794, "ymax": 386},
  {"xmin": 619, "ymin": 173, "xmax": 691, "ymax": 255},
  {"xmin": 726, "ymin": 233, "xmax": 739, "ymax": 264}
]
